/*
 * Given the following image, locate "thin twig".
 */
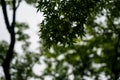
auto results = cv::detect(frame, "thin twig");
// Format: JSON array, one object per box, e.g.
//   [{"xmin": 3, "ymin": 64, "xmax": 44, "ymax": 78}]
[{"xmin": 16, "ymin": 0, "xmax": 21, "ymax": 10}]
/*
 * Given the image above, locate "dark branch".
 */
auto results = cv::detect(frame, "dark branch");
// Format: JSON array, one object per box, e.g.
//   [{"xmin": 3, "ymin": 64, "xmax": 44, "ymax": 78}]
[
  {"xmin": 16, "ymin": 0, "xmax": 21, "ymax": 10},
  {"xmin": 113, "ymin": 34, "xmax": 120, "ymax": 80},
  {"xmin": 107, "ymin": 15, "xmax": 119, "ymax": 34},
  {"xmin": 1, "ymin": 0, "xmax": 11, "ymax": 33},
  {"xmin": 107, "ymin": 13, "xmax": 120, "ymax": 80},
  {"xmin": 1, "ymin": 0, "xmax": 20, "ymax": 80},
  {"xmin": 11, "ymin": 0, "xmax": 16, "ymax": 29},
  {"xmin": 2, "ymin": 33, "xmax": 15, "ymax": 80}
]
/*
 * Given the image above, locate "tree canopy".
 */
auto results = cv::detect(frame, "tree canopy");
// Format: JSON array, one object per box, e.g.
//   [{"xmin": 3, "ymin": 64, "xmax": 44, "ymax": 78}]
[
  {"xmin": 37, "ymin": 0, "xmax": 120, "ymax": 80},
  {"xmin": 0, "ymin": 0, "xmax": 120, "ymax": 80},
  {"xmin": 37, "ymin": 0, "xmax": 105, "ymax": 47}
]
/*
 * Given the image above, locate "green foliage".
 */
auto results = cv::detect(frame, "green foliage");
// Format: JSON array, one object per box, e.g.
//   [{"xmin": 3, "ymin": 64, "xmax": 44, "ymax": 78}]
[
  {"xmin": 37, "ymin": 0, "xmax": 104, "ymax": 47},
  {"xmin": 0, "ymin": 41, "xmax": 9, "ymax": 63},
  {"xmin": 40, "ymin": 45, "xmax": 95, "ymax": 79},
  {"xmin": 25, "ymin": 0, "xmax": 37, "ymax": 4},
  {"xmin": 15, "ymin": 22, "xmax": 30, "ymax": 41},
  {"xmin": 11, "ymin": 52, "xmax": 40, "ymax": 80},
  {"xmin": 37, "ymin": 0, "xmax": 120, "ymax": 80},
  {"xmin": 1, "ymin": 0, "xmax": 120, "ymax": 80}
]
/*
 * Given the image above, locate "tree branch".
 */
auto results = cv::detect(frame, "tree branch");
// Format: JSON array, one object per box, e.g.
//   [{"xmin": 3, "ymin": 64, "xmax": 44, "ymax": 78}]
[
  {"xmin": 11, "ymin": 0, "xmax": 16, "ymax": 29},
  {"xmin": 107, "ymin": 15, "xmax": 119, "ymax": 34},
  {"xmin": 1, "ymin": 0, "xmax": 11, "ymax": 33},
  {"xmin": 112, "ymin": 33, "xmax": 120, "ymax": 80},
  {"xmin": 16, "ymin": 0, "xmax": 21, "ymax": 10},
  {"xmin": 107, "ymin": 14, "xmax": 120, "ymax": 80},
  {"xmin": 1, "ymin": 0, "xmax": 20, "ymax": 80}
]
